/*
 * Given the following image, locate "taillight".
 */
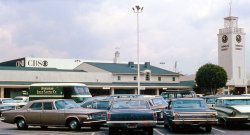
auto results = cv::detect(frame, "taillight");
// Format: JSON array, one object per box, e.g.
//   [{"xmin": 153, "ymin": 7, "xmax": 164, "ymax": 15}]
[
  {"xmin": 173, "ymin": 112, "xmax": 179, "ymax": 119},
  {"xmin": 153, "ymin": 112, "xmax": 157, "ymax": 120},
  {"xmin": 107, "ymin": 112, "xmax": 111, "ymax": 121}
]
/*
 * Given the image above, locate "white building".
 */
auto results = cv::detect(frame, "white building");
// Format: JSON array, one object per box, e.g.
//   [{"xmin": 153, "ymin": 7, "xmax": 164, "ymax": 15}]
[
  {"xmin": 0, "ymin": 55, "xmax": 194, "ymax": 98},
  {"xmin": 218, "ymin": 13, "xmax": 248, "ymax": 93}
]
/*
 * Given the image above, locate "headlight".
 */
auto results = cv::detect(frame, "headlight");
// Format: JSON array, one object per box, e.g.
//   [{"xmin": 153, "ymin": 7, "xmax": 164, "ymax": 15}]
[{"xmin": 229, "ymin": 111, "xmax": 236, "ymax": 117}]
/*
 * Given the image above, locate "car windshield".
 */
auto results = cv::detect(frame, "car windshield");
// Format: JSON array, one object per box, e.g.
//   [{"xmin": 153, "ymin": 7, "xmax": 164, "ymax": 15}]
[
  {"xmin": 55, "ymin": 100, "xmax": 80, "ymax": 109},
  {"xmin": 206, "ymin": 98, "xmax": 217, "ymax": 104},
  {"xmin": 93, "ymin": 101, "xmax": 110, "ymax": 110},
  {"xmin": 224, "ymin": 99, "xmax": 250, "ymax": 106},
  {"xmin": 112, "ymin": 100, "xmax": 150, "ymax": 109},
  {"xmin": 151, "ymin": 98, "xmax": 167, "ymax": 106},
  {"xmin": 173, "ymin": 100, "xmax": 207, "ymax": 109},
  {"xmin": 2, "ymin": 99, "xmax": 16, "ymax": 103}
]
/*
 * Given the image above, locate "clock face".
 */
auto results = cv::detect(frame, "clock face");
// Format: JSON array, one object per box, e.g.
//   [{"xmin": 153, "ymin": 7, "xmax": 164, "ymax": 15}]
[
  {"xmin": 222, "ymin": 35, "xmax": 228, "ymax": 43},
  {"xmin": 236, "ymin": 35, "xmax": 241, "ymax": 43}
]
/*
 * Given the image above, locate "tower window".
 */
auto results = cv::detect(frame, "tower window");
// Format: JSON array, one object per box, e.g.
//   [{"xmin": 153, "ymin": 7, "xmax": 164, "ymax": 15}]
[
  {"xmin": 172, "ymin": 77, "xmax": 176, "ymax": 82},
  {"xmin": 134, "ymin": 76, "xmax": 137, "ymax": 81},
  {"xmin": 118, "ymin": 76, "xmax": 121, "ymax": 80},
  {"xmin": 158, "ymin": 77, "xmax": 161, "ymax": 81},
  {"xmin": 145, "ymin": 72, "xmax": 150, "ymax": 81}
]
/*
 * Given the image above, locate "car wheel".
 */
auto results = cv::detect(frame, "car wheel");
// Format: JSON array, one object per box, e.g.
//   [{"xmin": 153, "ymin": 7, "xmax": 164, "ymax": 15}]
[
  {"xmin": 91, "ymin": 126, "xmax": 101, "ymax": 130},
  {"xmin": 16, "ymin": 118, "xmax": 28, "ymax": 130},
  {"xmin": 68, "ymin": 119, "xmax": 80, "ymax": 130},
  {"xmin": 147, "ymin": 127, "xmax": 153, "ymax": 135},
  {"xmin": 205, "ymin": 125, "xmax": 212, "ymax": 133},
  {"xmin": 164, "ymin": 122, "xmax": 169, "ymax": 129},
  {"xmin": 169, "ymin": 124, "xmax": 177, "ymax": 132},
  {"xmin": 109, "ymin": 127, "xmax": 116, "ymax": 135},
  {"xmin": 40, "ymin": 126, "xmax": 48, "ymax": 129}
]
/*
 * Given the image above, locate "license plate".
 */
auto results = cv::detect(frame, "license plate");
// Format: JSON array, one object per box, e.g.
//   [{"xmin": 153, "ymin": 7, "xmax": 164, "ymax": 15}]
[{"xmin": 127, "ymin": 123, "xmax": 137, "ymax": 128}]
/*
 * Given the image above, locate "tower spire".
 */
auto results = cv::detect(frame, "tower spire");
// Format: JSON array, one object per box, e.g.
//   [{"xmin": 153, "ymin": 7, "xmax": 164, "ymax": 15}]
[{"xmin": 229, "ymin": 0, "xmax": 232, "ymax": 16}]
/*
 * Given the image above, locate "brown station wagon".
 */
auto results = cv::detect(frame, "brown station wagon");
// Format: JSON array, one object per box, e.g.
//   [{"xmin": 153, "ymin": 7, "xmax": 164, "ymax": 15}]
[{"xmin": 0, "ymin": 99, "xmax": 106, "ymax": 130}]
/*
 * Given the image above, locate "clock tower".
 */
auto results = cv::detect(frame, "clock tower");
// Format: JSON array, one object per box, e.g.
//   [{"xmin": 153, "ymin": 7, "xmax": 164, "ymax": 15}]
[{"xmin": 218, "ymin": 14, "xmax": 247, "ymax": 93}]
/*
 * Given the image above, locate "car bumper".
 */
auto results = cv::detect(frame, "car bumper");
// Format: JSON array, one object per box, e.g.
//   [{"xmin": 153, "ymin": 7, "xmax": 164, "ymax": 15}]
[
  {"xmin": 107, "ymin": 121, "xmax": 157, "ymax": 128},
  {"xmin": 82, "ymin": 120, "xmax": 106, "ymax": 126},
  {"xmin": 172, "ymin": 119, "xmax": 218, "ymax": 125},
  {"xmin": 225, "ymin": 117, "xmax": 249, "ymax": 123}
]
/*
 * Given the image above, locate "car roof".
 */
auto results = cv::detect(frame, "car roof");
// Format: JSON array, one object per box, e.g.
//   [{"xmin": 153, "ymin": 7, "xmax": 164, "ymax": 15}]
[
  {"xmin": 170, "ymin": 98, "xmax": 204, "ymax": 101},
  {"xmin": 112, "ymin": 98, "xmax": 147, "ymax": 101},
  {"xmin": 217, "ymin": 96, "xmax": 250, "ymax": 100},
  {"xmin": 29, "ymin": 99, "xmax": 74, "ymax": 103}
]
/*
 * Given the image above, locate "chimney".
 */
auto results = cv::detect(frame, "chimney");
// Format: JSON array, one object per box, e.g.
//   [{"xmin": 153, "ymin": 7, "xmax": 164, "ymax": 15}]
[
  {"xmin": 144, "ymin": 62, "xmax": 150, "ymax": 68},
  {"xmin": 113, "ymin": 51, "xmax": 120, "ymax": 63}
]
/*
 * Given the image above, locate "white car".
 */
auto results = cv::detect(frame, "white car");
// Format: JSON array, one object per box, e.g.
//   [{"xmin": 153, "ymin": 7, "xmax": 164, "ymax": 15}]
[{"xmin": 13, "ymin": 96, "xmax": 29, "ymax": 107}]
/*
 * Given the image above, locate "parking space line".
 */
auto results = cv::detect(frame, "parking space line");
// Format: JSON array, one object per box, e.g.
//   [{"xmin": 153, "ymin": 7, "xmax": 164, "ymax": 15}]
[
  {"xmin": 213, "ymin": 127, "xmax": 226, "ymax": 133},
  {"xmin": 154, "ymin": 128, "xmax": 164, "ymax": 135}
]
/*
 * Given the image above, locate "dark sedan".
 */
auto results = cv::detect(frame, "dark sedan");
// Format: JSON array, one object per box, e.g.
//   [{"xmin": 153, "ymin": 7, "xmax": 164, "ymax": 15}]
[
  {"xmin": 107, "ymin": 98, "xmax": 157, "ymax": 135},
  {"xmin": 163, "ymin": 98, "xmax": 218, "ymax": 133}
]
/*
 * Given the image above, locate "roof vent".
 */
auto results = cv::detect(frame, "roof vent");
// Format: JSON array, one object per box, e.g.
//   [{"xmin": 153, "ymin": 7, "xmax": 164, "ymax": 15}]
[{"xmin": 128, "ymin": 62, "xmax": 134, "ymax": 68}]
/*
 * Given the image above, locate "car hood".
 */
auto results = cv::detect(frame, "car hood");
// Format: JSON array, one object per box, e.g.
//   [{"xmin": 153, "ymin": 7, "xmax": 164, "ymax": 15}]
[{"xmin": 230, "ymin": 105, "xmax": 250, "ymax": 113}]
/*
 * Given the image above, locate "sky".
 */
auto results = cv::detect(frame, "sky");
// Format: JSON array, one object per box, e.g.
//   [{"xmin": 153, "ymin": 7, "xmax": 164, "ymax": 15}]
[{"xmin": 0, "ymin": 0, "xmax": 250, "ymax": 75}]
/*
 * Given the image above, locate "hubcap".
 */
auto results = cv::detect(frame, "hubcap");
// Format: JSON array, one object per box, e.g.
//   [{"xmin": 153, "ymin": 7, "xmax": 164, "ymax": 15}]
[
  {"xmin": 70, "ymin": 121, "xmax": 77, "ymax": 129},
  {"xmin": 18, "ymin": 120, "xmax": 25, "ymax": 127}
]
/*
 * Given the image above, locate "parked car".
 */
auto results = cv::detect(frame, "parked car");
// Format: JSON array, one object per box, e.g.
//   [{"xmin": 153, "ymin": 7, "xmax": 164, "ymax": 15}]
[
  {"xmin": 203, "ymin": 95, "xmax": 221, "ymax": 109},
  {"xmin": 81, "ymin": 98, "xmax": 112, "ymax": 110},
  {"xmin": 161, "ymin": 90, "xmax": 197, "ymax": 101},
  {"xmin": 107, "ymin": 98, "xmax": 157, "ymax": 135},
  {"xmin": 0, "ymin": 104, "xmax": 17, "ymax": 117},
  {"xmin": 13, "ymin": 96, "xmax": 29, "ymax": 107},
  {"xmin": 144, "ymin": 95, "xmax": 168, "ymax": 124},
  {"xmin": 213, "ymin": 96, "xmax": 250, "ymax": 127},
  {"xmin": 1, "ymin": 99, "xmax": 106, "ymax": 130},
  {"xmin": 163, "ymin": 98, "xmax": 218, "ymax": 133}
]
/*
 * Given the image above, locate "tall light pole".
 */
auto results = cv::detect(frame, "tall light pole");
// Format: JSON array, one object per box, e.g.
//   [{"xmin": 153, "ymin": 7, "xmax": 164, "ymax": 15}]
[{"xmin": 133, "ymin": 5, "xmax": 143, "ymax": 95}]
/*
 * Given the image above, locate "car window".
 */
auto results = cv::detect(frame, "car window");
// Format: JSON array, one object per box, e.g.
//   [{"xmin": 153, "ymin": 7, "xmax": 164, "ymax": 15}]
[
  {"xmin": 30, "ymin": 102, "xmax": 42, "ymax": 110},
  {"xmin": 96, "ymin": 101, "xmax": 110, "ymax": 109},
  {"xmin": 151, "ymin": 98, "xmax": 167, "ymax": 106},
  {"xmin": 173, "ymin": 100, "xmax": 207, "ymax": 109},
  {"xmin": 81, "ymin": 101, "xmax": 93, "ymax": 108},
  {"xmin": 55, "ymin": 100, "xmax": 80, "ymax": 109},
  {"xmin": 224, "ymin": 99, "xmax": 250, "ymax": 106},
  {"xmin": 2, "ymin": 99, "xmax": 15, "ymax": 103},
  {"xmin": 216, "ymin": 99, "xmax": 223, "ymax": 106},
  {"xmin": 43, "ymin": 102, "xmax": 53, "ymax": 110},
  {"xmin": 112, "ymin": 100, "xmax": 149, "ymax": 109}
]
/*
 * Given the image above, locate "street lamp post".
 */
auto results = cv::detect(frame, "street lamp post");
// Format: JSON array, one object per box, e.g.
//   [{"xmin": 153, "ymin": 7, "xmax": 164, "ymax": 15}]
[{"xmin": 133, "ymin": 5, "xmax": 143, "ymax": 95}]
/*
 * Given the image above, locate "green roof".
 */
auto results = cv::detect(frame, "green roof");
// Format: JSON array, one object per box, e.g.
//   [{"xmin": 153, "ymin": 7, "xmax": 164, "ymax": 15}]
[
  {"xmin": 0, "ymin": 81, "xmax": 195, "ymax": 87},
  {"xmin": 86, "ymin": 62, "xmax": 178, "ymax": 75}
]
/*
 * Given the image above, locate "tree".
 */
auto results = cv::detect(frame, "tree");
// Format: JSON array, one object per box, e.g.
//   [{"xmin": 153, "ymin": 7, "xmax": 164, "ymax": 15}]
[{"xmin": 195, "ymin": 63, "xmax": 227, "ymax": 95}]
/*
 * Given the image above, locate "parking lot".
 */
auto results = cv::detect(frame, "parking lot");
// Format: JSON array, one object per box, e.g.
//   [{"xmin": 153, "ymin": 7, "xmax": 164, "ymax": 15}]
[{"xmin": 1, "ymin": 121, "xmax": 250, "ymax": 135}]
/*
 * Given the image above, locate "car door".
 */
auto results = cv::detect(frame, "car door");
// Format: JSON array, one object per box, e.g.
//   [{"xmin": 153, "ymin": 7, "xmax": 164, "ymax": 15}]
[
  {"xmin": 25, "ymin": 102, "xmax": 42, "ymax": 125},
  {"xmin": 41, "ymin": 102, "xmax": 59, "ymax": 126}
]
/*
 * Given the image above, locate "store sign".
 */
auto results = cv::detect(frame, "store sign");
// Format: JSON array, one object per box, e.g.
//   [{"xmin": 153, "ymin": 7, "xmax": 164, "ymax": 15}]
[
  {"xmin": 16, "ymin": 60, "xmax": 25, "ymax": 67},
  {"xmin": 27, "ymin": 60, "xmax": 48, "ymax": 67}
]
